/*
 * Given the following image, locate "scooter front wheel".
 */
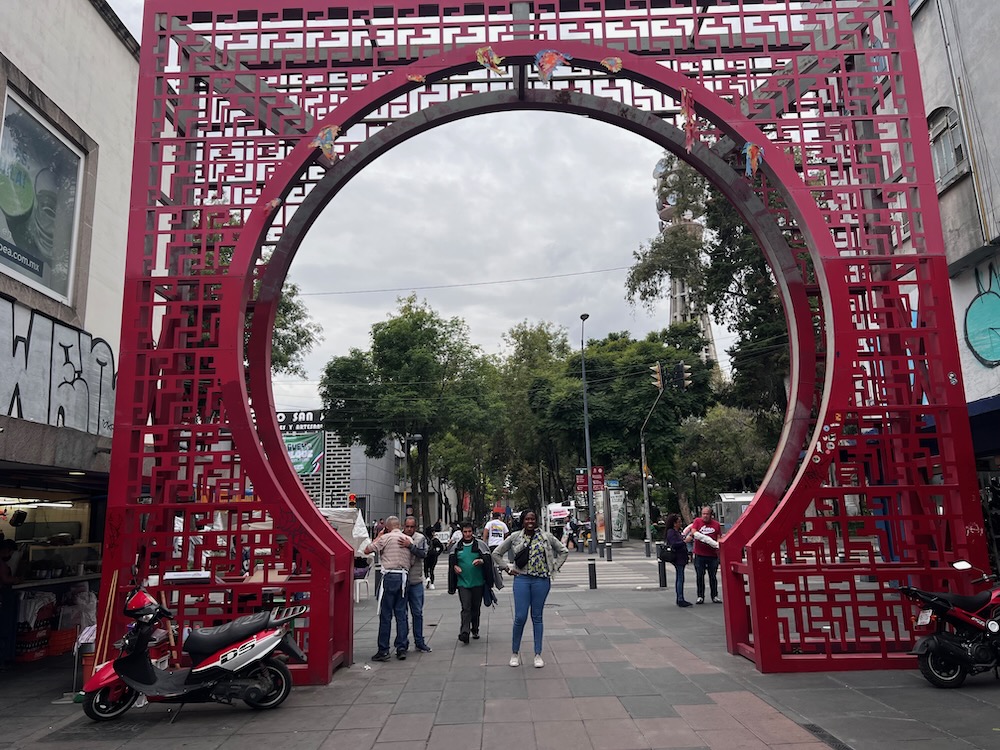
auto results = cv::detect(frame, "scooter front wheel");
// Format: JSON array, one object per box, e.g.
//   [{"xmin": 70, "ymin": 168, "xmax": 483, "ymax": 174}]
[
  {"xmin": 83, "ymin": 684, "xmax": 139, "ymax": 721},
  {"xmin": 244, "ymin": 657, "xmax": 292, "ymax": 710},
  {"xmin": 918, "ymin": 650, "xmax": 968, "ymax": 688}
]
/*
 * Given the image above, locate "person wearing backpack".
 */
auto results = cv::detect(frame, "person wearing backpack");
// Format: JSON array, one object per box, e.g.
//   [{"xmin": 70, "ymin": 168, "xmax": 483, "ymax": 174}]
[{"xmin": 663, "ymin": 513, "xmax": 692, "ymax": 607}]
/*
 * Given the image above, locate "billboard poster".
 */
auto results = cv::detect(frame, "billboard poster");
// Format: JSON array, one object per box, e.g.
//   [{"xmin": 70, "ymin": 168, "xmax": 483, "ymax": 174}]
[
  {"xmin": 609, "ymin": 489, "xmax": 627, "ymax": 543},
  {"xmin": 282, "ymin": 431, "xmax": 324, "ymax": 475},
  {"xmin": 0, "ymin": 93, "xmax": 83, "ymax": 301}
]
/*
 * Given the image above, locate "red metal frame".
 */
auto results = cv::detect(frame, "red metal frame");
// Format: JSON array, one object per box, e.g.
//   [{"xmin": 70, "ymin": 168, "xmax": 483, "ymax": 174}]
[{"xmin": 105, "ymin": 0, "xmax": 985, "ymax": 679}]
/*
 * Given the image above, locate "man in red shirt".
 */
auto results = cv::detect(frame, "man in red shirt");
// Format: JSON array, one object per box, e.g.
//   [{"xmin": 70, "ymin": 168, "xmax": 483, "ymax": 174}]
[{"xmin": 689, "ymin": 506, "xmax": 722, "ymax": 604}]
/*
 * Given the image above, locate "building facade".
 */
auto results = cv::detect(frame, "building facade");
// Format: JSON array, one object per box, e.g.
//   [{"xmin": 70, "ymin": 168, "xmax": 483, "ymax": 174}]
[
  {"xmin": 910, "ymin": 0, "xmax": 1000, "ymax": 474},
  {"xmin": 0, "ymin": 0, "xmax": 136, "ymax": 506}
]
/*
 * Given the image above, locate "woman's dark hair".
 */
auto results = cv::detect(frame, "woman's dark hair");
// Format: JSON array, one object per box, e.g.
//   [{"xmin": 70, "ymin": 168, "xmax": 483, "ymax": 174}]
[
  {"xmin": 663, "ymin": 513, "xmax": 680, "ymax": 531},
  {"xmin": 521, "ymin": 511, "xmax": 537, "ymax": 522}
]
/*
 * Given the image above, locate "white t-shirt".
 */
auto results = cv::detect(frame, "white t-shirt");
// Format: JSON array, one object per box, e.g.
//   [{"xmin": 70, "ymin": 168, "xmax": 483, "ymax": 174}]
[{"xmin": 484, "ymin": 519, "xmax": 509, "ymax": 548}]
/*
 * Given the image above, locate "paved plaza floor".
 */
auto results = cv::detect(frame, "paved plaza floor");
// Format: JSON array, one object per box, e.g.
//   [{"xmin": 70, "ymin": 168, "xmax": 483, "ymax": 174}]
[{"xmin": 5, "ymin": 544, "xmax": 1000, "ymax": 749}]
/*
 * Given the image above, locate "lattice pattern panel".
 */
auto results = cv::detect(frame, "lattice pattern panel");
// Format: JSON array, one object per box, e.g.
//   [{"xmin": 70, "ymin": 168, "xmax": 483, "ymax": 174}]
[{"xmin": 105, "ymin": 0, "xmax": 985, "ymax": 679}]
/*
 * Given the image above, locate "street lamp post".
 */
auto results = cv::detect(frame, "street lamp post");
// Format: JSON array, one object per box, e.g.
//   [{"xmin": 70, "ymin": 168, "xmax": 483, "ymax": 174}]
[
  {"xmin": 639, "ymin": 383, "xmax": 664, "ymax": 558},
  {"xmin": 580, "ymin": 314, "xmax": 597, "ymax": 554},
  {"xmin": 690, "ymin": 462, "xmax": 706, "ymax": 515}
]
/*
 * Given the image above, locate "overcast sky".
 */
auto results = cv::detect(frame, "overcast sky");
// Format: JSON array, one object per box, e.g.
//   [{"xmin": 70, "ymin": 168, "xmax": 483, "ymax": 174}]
[{"xmin": 106, "ymin": 1, "xmax": 734, "ymax": 411}]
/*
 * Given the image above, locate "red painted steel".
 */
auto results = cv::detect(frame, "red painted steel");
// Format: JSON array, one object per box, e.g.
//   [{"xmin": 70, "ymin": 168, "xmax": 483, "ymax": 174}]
[{"xmin": 107, "ymin": 0, "xmax": 985, "ymax": 679}]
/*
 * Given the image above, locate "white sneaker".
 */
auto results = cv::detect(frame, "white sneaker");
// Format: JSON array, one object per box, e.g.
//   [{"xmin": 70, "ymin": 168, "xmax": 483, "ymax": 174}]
[
  {"xmin": 509, "ymin": 653, "xmax": 520, "ymax": 667},
  {"xmin": 533, "ymin": 654, "xmax": 544, "ymax": 669},
  {"xmin": 429, "ymin": 583, "xmax": 435, "ymax": 590}
]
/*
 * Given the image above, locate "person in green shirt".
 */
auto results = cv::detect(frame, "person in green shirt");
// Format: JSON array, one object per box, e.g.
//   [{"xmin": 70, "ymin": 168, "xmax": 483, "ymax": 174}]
[{"xmin": 447, "ymin": 522, "xmax": 496, "ymax": 644}]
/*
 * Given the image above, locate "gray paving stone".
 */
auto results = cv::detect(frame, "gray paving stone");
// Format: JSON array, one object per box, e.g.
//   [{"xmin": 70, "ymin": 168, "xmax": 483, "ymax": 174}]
[
  {"xmin": 566, "ymin": 677, "xmax": 616, "ymax": 697},
  {"xmin": 435, "ymin": 699, "xmax": 484, "ymax": 724},
  {"xmin": 391, "ymin": 691, "xmax": 442, "ymax": 714},
  {"xmin": 619, "ymin": 694, "xmax": 680, "ymax": 719}
]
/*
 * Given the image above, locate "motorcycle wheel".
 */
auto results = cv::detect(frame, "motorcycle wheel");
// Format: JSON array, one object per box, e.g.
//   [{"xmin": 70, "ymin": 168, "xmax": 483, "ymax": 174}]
[
  {"xmin": 83, "ymin": 684, "xmax": 139, "ymax": 721},
  {"xmin": 244, "ymin": 657, "xmax": 293, "ymax": 710},
  {"xmin": 918, "ymin": 651, "xmax": 968, "ymax": 688}
]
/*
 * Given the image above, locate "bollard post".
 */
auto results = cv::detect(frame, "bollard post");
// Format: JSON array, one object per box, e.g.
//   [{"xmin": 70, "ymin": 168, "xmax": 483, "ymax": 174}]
[
  {"xmin": 644, "ymin": 539, "xmax": 651, "ymax": 557},
  {"xmin": 588, "ymin": 558, "xmax": 597, "ymax": 589},
  {"xmin": 656, "ymin": 544, "xmax": 668, "ymax": 588},
  {"xmin": 599, "ymin": 544, "xmax": 605, "ymax": 559},
  {"xmin": 605, "ymin": 543, "xmax": 613, "ymax": 562}
]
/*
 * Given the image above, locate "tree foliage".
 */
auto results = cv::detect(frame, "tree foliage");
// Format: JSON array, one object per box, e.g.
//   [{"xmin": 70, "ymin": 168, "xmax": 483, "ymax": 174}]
[
  {"xmin": 673, "ymin": 404, "xmax": 774, "ymax": 516},
  {"xmin": 319, "ymin": 295, "xmax": 493, "ymax": 524},
  {"xmin": 625, "ymin": 153, "xmax": 788, "ymax": 412}
]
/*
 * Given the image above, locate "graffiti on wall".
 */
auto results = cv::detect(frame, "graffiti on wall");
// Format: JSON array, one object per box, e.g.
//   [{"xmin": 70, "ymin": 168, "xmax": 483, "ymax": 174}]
[
  {"xmin": 0, "ymin": 295, "xmax": 116, "ymax": 436},
  {"xmin": 966, "ymin": 262, "xmax": 1000, "ymax": 367}
]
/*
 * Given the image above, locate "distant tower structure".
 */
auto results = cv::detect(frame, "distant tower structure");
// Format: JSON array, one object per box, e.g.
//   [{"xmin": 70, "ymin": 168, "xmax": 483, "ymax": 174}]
[{"xmin": 652, "ymin": 157, "xmax": 720, "ymax": 369}]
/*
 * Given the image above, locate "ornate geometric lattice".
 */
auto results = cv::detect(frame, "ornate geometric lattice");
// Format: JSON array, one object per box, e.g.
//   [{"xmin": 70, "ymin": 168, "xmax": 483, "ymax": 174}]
[{"xmin": 104, "ymin": 0, "xmax": 985, "ymax": 679}]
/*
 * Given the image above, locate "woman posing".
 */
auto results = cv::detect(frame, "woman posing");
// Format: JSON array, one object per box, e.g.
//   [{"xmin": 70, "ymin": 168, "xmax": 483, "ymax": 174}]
[
  {"xmin": 491, "ymin": 510, "xmax": 569, "ymax": 668},
  {"xmin": 664, "ymin": 514, "xmax": 692, "ymax": 607}
]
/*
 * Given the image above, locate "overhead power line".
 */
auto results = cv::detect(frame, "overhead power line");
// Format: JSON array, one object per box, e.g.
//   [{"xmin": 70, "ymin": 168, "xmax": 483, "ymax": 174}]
[{"xmin": 298, "ymin": 266, "xmax": 630, "ymax": 297}]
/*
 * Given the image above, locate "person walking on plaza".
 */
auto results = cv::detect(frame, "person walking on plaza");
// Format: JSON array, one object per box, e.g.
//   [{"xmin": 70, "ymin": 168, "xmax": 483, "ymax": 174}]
[
  {"xmin": 448, "ymin": 522, "xmax": 495, "ymax": 644},
  {"xmin": 423, "ymin": 526, "xmax": 443, "ymax": 589},
  {"xmin": 364, "ymin": 516, "xmax": 416, "ymax": 661},
  {"xmin": 491, "ymin": 510, "xmax": 568, "ymax": 668},
  {"xmin": 691, "ymin": 505, "xmax": 722, "ymax": 604},
  {"xmin": 483, "ymin": 512, "xmax": 509, "ymax": 551},
  {"xmin": 401, "ymin": 517, "xmax": 432, "ymax": 653},
  {"xmin": 663, "ymin": 514, "xmax": 693, "ymax": 607}
]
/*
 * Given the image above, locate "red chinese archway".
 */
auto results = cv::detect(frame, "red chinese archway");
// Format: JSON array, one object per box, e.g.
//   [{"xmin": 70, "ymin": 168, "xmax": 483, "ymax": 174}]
[{"xmin": 103, "ymin": 0, "xmax": 986, "ymax": 682}]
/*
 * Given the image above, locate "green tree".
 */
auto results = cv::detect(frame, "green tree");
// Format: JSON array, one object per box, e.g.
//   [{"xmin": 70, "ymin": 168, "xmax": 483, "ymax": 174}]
[
  {"xmin": 674, "ymin": 404, "xmax": 773, "ymax": 515},
  {"xmin": 626, "ymin": 153, "xmax": 788, "ymax": 412},
  {"xmin": 319, "ymin": 296, "xmax": 488, "ymax": 525},
  {"xmin": 497, "ymin": 321, "xmax": 574, "ymax": 514}
]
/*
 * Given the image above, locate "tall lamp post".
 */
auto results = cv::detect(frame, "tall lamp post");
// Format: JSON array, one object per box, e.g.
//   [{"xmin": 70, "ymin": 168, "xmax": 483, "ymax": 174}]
[
  {"xmin": 690, "ymin": 462, "xmax": 706, "ymax": 515},
  {"xmin": 640, "ymin": 364, "xmax": 665, "ymax": 557},
  {"xmin": 580, "ymin": 313, "xmax": 597, "ymax": 554}
]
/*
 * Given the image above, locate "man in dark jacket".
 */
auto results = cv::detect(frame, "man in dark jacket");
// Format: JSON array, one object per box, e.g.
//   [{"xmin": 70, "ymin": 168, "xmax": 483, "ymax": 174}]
[{"xmin": 448, "ymin": 522, "xmax": 495, "ymax": 643}]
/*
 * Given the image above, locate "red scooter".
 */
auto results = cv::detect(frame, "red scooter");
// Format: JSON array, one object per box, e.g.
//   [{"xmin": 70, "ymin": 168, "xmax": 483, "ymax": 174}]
[
  {"xmin": 899, "ymin": 561, "xmax": 1000, "ymax": 688},
  {"xmin": 82, "ymin": 585, "xmax": 307, "ymax": 720}
]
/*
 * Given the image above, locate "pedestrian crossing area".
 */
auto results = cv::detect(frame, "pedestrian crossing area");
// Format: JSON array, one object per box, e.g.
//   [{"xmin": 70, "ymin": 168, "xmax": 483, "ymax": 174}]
[{"xmin": 549, "ymin": 549, "xmax": 667, "ymax": 590}]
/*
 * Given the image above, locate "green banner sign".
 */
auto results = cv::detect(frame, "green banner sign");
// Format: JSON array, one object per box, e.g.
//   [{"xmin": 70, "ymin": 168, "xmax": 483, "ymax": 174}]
[{"xmin": 282, "ymin": 432, "xmax": 324, "ymax": 475}]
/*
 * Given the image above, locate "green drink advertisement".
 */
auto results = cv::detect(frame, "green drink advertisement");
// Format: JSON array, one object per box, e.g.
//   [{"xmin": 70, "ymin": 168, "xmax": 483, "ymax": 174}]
[{"xmin": 0, "ymin": 94, "xmax": 83, "ymax": 301}]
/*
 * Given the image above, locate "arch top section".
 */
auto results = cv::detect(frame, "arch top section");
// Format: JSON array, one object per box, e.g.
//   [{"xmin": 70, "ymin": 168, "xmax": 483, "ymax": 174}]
[{"xmin": 237, "ymin": 40, "xmax": 839, "ymax": 282}]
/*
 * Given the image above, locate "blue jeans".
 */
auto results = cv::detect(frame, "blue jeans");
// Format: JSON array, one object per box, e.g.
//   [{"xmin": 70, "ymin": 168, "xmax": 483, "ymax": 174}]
[
  {"xmin": 512, "ymin": 574, "xmax": 551, "ymax": 655},
  {"xmin": 405, "ymin": 581, "xmax": 427, "ymax": 649},
  {"xmin": 673, "ymin": 563, "xmax": 687, "ymax": 603},
  {"xmin": 377, "ymin": 572, "xmax": 409, "ymax": 654},
  {"xmin": 693, "ymin": 555, "xmax": 719, "ymax": 600}
]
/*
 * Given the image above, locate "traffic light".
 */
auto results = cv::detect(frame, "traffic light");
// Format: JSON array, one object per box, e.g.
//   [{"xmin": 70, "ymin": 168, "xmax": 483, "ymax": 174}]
[
  {"xmin": 348, "ymin": 493, "xmax": 357, "ymax": 506},
  {"xmin": 670, "ymin": 361, "xmax": 693, "ymax": 389},
  {"xmin": 649, "ymin": 362, "xmax": 663, "ymax": 391},
  {"xmin": 679, "ymin": 360, "xmax": 693, "ymax": 389}
]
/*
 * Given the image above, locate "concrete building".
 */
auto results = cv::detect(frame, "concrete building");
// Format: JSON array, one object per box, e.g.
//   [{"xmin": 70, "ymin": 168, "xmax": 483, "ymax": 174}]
[
  {"xmin": 909, "ymin": 0, "xmax": 1000, "ymax": 475},
  {"xmin": 0, "ymin": 0, "xmax": 137, "ymax": 512}
]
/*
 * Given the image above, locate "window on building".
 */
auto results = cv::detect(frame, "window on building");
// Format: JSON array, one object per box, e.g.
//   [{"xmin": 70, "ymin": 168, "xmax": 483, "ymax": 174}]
[{"xmin": 928, "ymin": 107, "xmax": 967, "ymax": 188}]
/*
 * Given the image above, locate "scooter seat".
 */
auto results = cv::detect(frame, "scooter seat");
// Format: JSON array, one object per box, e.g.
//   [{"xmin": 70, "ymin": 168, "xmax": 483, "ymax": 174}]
[
  {"xmin": 930, "ymin": 589, "xmax": 992, "ymax": 614},
  {"xmin": 184, "ymin": 611, "xmax": 272, "ymax": 656}
]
